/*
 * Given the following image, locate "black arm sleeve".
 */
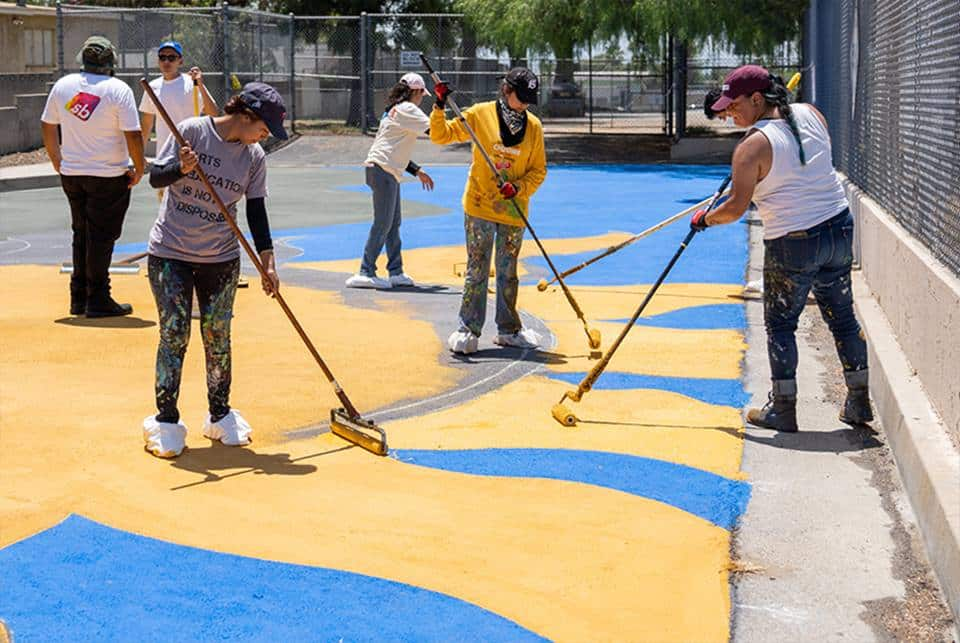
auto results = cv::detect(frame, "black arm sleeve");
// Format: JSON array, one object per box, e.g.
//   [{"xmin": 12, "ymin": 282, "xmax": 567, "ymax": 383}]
[
  {"xmin": 149, "ymin": 158, "xmax": 184, "ymax": 188},
  {"xmin": 245, "ymin": 197, "xmax": 273, "ymax": 254},
  {"xmin": 405, "ymin": 160, "xmax": 421, "ymax": 177}
]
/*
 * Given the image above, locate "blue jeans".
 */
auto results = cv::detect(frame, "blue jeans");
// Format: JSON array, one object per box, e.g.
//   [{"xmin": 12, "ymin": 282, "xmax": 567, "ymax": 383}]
[
  {"xmin": 458, "ymin": 214, "xmax": 524, "ymax": 337},
  {"xmin": 360, "ymin": 164, "xmax": 403, "ymax": 277},
  {"xmin": 763, "ymin": 210, "xmax": 868, "ymax": 381}
]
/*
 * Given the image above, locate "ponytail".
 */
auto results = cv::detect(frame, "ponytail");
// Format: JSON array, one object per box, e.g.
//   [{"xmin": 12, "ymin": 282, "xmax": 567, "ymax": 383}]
[
  {"xmin": 764, "ymin": 75, "xmax": 806, "ymax": 165},
  {"xmin": 385, "ymin": 81, "xmax": 415, "ymax": 112}
]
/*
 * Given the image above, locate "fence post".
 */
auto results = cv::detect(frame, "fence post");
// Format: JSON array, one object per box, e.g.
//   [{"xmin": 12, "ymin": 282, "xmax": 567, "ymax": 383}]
[
  {"xmin": 588, "ymin": 34, "xmax": 593, "ymax": 134},
  {"xmin": 360, "ymin": 11, "xmax": 368, "ymax": 134},
  {"xmin": 221, "ymin": 2, "xmax": 230, "ymax": 102},
  {"xmin": 289, "ymin": 13, "xmax": 296, "ymax": 134},
  {"xmin": 141, "ymin": 11, "xmax": 149, "ymax": 81},
  {"xmin": 258, "ymin": 14, "xmax": 264, "ymax": 83},
  {"xmin": 665, "ymin": 34, "xmax": 673, "ymax": 138},
  {"xmin": 56, "ymin": 1, "xmax": 64, "ymax": 78},
  {"xmin": 675, "ymin": 40, "xmax": 687, "ymax": 139}
]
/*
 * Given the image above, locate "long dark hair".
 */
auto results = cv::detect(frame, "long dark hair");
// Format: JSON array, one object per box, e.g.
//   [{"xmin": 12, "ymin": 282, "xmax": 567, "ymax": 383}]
[
  {"xmin": 385, "ymin": 81, "xmax": 415, "ymax": 111},
  {"xmin": 762, "ymin": 74, "xmax": 806, "ymax": 165}
]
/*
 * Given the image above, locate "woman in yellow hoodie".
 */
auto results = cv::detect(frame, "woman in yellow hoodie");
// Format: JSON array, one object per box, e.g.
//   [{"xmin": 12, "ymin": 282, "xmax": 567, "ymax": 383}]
[{"xmin": 430, "ymin": 68, "xmax": 547, "ymax": 354}]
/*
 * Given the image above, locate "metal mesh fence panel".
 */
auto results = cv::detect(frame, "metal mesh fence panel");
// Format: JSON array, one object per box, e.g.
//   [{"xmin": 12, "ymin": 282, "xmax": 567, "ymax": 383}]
[
  {"xmin": 293, "ymin": 16, "xmax": 359, "ymax": 124},
  {"xmin": 806, "ymin": 0, "xmax": 960, "ymax": 276}
]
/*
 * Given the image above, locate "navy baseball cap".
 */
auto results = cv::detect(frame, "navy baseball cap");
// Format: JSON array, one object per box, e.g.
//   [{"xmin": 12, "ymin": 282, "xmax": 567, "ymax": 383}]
[
  {"xmin": 239, "ymin": 82, "xmax": 288, "ymax": 140},
  {"xmin": 157, "ymin": 41, "xmax": 183, "ymax": 57}
]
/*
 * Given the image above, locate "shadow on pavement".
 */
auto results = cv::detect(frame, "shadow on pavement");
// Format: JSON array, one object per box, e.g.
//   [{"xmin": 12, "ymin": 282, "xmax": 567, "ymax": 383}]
[
  {"xmin": 54, "ymin": 316, "xmax": 156, "ymax": 329},
  {"xmin": 744, "ymin": 424, "xmax": 883, "ymax": 452}
]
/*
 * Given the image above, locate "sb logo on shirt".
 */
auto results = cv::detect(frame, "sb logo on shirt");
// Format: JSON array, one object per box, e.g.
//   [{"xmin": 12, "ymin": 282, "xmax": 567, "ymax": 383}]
[{"xmin": 65, "ymin": 92, "xmax": 101, "ymax": 121}]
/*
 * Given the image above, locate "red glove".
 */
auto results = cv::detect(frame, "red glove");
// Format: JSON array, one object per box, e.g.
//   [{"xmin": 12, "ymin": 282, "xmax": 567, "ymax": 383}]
[
  {"xmin": 499, "ymin": 182, "xmax": 518, "ymax": 199},
  {"xmin": 690, "ymin": 208, "xmax": 710, "ymax": 231},
  {"xmin": 434, "ymin": 81, "xmax": 453, "ymax": 107}
]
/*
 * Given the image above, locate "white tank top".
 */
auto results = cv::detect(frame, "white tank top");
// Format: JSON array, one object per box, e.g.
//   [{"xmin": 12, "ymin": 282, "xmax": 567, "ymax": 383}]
[{"xmin": 751, "ymin": 104, "xmax": 849, "ymax": 240}]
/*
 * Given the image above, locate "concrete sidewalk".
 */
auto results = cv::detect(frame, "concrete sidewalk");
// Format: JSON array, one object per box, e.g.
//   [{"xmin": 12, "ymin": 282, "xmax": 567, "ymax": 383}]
[{"xmin": 0, "ymin": 162, "xmax": 59, "ymax": 192}]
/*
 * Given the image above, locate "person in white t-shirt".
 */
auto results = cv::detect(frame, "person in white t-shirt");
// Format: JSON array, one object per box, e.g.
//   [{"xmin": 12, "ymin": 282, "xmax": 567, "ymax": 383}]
[
  {"xmin": 139, "ymin": 40, "xmax": 217, "ymax": 202},
  {"xmin": 345, "ymin": 73, "xmax": 435, "ymax": 289},
  {"xmin": 40, "ymin": 35, "xmax": 145, "ymax": 318}
]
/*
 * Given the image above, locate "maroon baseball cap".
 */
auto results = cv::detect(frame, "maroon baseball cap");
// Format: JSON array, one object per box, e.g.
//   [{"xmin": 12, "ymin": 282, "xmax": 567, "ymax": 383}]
[{"xmin": 711, "ymin": 65, "xmax": 772, "ymax": 111}]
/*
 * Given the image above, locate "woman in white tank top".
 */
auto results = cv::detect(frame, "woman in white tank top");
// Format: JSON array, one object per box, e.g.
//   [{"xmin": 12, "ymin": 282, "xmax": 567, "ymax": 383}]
[{"xmin": 689, "ymin": 64, "xmax": 872, "ymax": 433}]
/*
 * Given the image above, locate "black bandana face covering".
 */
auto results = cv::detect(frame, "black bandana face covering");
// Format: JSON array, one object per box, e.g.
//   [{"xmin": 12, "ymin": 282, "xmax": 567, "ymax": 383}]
[{"xmin": 498, "ymin": 96, "xmax": 526, "ymax": 136}]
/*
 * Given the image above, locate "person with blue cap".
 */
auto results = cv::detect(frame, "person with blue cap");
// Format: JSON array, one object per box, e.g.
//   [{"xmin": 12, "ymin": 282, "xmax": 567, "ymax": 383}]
[
  {"xmin": 139, "ymin": 41, "xmax": 217, "ymax": 167},
  {"xmin": 141, "ymin": 82, "xmax": 288, "ymax": 458}
]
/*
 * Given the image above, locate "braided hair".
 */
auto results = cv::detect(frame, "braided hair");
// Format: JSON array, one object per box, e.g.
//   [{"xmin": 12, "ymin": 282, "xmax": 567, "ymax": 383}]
[{"xmin": 762, "ymin": 74, "xmax": 806, "ymax": 165}]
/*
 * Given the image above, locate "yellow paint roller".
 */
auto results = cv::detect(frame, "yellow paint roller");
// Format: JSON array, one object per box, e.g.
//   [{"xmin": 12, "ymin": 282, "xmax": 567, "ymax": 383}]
[
  {"xmin": 230, "ymin": 73, "xmax": 242, "ymax": 91},
  {"xmin": 787, "ymin": 72, "xmax": 801, "ymax": 93},
  {"xmin": 192, "ymin": 77, "xmax": 199, "ymax": 117}
]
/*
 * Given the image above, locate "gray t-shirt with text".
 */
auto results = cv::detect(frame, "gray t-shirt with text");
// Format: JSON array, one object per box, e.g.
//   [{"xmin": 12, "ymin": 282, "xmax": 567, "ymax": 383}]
[{"xmin": 148, "ymin": 116, "xmax": 267, "ymax": 263}]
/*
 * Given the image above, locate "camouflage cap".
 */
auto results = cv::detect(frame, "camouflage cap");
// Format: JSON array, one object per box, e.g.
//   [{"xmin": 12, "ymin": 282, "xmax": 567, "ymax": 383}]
[{"xmin": 75, "ymin": 35, "xmax": 117, "ymax": 68}]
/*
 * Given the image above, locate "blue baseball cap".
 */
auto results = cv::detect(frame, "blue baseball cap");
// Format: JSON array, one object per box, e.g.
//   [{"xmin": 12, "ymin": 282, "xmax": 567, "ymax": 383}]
[
  {"xmin": 239, "ymin": 82, "xmax": 288, "ymax": 140},
  {"xmin": 157, "ymin": 41, "xmax": 183, "ymax": 57}
]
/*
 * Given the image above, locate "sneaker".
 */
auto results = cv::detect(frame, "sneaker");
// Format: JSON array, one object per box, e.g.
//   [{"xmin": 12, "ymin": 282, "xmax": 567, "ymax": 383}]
[
  {"xmin": 86, "ymin": 297, "xmax": 133, "ymax": 318},
  {"xmin": 447, "ymin": 328, "xmax": 479, "ymax": 354},
  {"xmin": 389, "ymin": 273, "xmax": 416, "ymax": 288},
  {"xmin": 345, "ymin": 273, "xmax": 392, "ymax": 289},
  {"xmin": 202, "ymin": 409, "xmax": 252, "ymax": 446},
  {"xmin": 493, "ymin": 328, "xmax": 541, "ymax": 349},
  {"xmin": 143, "ymin": 416, "xmax": 187, "ymax": 458}
]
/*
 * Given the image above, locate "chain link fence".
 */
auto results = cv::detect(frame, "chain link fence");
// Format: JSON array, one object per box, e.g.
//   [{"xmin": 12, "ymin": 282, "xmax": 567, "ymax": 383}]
[{"xmin": 805, "ymin": 0, "xmax": 960, "ymax": 276}]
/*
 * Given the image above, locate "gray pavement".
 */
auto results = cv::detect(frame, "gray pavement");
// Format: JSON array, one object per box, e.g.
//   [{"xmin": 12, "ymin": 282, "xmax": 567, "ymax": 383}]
[{"xmin": 732, "ymin": 226, "xmax": 955, "ymax": 641}]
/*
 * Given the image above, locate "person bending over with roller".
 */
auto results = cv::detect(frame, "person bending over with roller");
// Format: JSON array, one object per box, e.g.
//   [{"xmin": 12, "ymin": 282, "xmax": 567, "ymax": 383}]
[
  {"xmin": 690, "ymin": 65, "xmax": 871, "ymax": 432},
  {"xmin": 142, "ymin": 83, "xmax": 286, "ymax": 458},
  {"xmin": 430, "ymin": 68, "xmax": 547, "ymax": 354}
]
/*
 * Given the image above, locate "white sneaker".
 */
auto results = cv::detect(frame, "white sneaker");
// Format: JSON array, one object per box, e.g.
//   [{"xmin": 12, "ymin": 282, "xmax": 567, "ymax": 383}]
[
  {"xmin": 345, "ymin": 273, "xmax": 392, "ymax": 289},
  {"xmin": 447, "ymin": 328, "xmax": 479, "ymax": 354},
  {"xmin": 202, "ymin": 409, "xmax": 252, "ymax": 446},
  {"xmin": 493, "ymin": 328, "xmax": 541, "ymax": 349},
  {"xmin": 389, "ymin": 273, "xmax": 415, "ymax": 288},
  {"xmin": 143, "ymin": 416, "xmax": 187, "ymax": 458}
]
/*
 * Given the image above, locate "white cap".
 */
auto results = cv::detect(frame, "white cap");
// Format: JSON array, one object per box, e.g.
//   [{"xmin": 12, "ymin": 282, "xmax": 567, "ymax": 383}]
[{"xmin": 400, "ymin": 72, "xmax": 430, "ymax": 95}]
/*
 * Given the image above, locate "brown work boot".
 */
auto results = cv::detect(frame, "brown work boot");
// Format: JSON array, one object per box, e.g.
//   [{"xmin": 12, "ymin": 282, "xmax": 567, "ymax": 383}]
[
  {"xmin": 840, "ymin": 369, "xmax": 873, "ymax": 425},
  {"xmin": 747, "ymin": 379, "xmax": 798, "ymax": 432}
]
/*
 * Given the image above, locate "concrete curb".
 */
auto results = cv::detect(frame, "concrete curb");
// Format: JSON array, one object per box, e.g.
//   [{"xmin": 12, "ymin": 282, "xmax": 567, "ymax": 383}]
[{"xmin": 853, "ymin": 273, "xmax": 960, "ymax": 625}]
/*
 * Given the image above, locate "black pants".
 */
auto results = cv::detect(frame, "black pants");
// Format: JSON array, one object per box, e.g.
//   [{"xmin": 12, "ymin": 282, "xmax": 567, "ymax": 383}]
[
  {"xmin": 148, "ymin": 255, "xmax": 240, "ymax": 424},
  {"xmin": 60, "ymin": 174, "xmax": 131, "ymax": 304}
]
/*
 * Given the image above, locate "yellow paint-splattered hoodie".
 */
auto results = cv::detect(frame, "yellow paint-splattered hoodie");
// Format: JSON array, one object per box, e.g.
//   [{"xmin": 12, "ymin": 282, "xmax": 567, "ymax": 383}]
[{"xmin": 429, "ymin": 101, "xmax": 547, "ymax": 227}]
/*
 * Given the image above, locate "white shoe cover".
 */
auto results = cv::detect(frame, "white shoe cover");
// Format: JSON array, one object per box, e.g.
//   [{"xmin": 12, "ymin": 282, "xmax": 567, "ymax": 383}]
[
  {"xmin": 143, "ymin": 416, "xmax": 187, "ymax": 458},
  {"xmin": 345, "ymin": 273, "xmax": 392, "ymax": 289},
  {"xmin": 389, "ymin": 273, "xmax": 415, "ymax": 288},
  {"xmin": 202, "ymin": 409, "xmax": 252, "ymax": 446},
  {"xmin": 494, "ymin": 328, "xmax": 541, "ymax": 349},
  {"xmin": 447, "ymin": 329, "xmax": 479, "ymax": 354}
]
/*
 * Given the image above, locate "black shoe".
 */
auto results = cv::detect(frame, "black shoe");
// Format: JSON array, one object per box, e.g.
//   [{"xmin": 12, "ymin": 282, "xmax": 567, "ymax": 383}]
[
  {"xmin": 839, "ymin": 369, "xmax": 873, "ymax": 425},
  {"xmin": 85, "ymin": 298, "xmax": 133, "ymax": 318},
  {"xmin": 70, "ymin": 299, "xmax": 86, "ymax": 315},
  {"xmin": 746, "ymin": 379, "xmax": 798, "ymax": 432}
]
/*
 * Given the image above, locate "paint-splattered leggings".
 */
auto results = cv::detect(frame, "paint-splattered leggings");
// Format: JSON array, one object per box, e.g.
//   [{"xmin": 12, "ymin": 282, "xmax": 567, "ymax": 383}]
[
  {"xmin": 148, "ymin": 255, "xmax": 240, "ymax": 424},
  {"xmin": 458, "ymin": 214, "xmax": 525, "ymax": 337},
  {"xmin": 763, "ymin": 209, "xmax": 868, "ymax": 381}
]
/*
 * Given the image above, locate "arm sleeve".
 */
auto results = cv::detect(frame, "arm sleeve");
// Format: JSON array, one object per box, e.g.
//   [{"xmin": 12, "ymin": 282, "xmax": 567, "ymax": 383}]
[
  {"xmin": 393, "ymin": 102, "xmax": 431, "ymax": 134},
  {"xmin": 515, "ymin": 124, "xmax": 547, "ymax": 197},
  {"xmin": 118, "ymin": 86, "xmax": 142, "ymax": 132},
  {"xmin": 429, "ymin": 105, "xmax": 473, "ymax": 145},
  {"xmin": 149, "ymin": 157, "xmax": 183, "ymax": 188},
  {"xmin": 40, "ymin": 86, "xmax": 60, "ymax": 125},
  {"xmin": 245, "ymin": 197, "xmax": 273, "ymax": 254},
  {"xmin": 405, "ymin": 160, "xmax": 421, "ymax": 177}
]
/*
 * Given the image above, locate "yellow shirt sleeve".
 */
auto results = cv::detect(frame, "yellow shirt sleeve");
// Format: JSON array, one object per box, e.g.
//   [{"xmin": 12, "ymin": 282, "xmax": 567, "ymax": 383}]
[
  {"xmin": 515, "ymin": 120, "xmax": 547, "ymax": 197},
  {"xmin": 429, "ymin": 105, "xmax": 473, "ymax": 145}
]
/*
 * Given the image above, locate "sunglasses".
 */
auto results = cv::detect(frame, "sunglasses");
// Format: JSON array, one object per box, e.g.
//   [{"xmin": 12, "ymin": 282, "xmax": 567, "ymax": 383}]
[{"xmin": 158, "ymin": 54, "xmax": 181, "ymax": 62}]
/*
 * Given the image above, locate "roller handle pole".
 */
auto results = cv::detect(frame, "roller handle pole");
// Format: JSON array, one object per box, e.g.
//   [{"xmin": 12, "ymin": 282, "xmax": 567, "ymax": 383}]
[
  {"xmin": 567, "ymin": 173, "xmax": 732, "ymax": 396},
  {"xmin": 140, "ymin": 79, "xmax": 360, "ymax": 419},
  {"xmin": 421, "ymin": 55, "xmax": 591, "ymax": 325}
]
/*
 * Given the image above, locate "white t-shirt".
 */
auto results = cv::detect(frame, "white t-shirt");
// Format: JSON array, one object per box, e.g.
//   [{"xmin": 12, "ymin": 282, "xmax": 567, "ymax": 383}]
[
  {"xmin": 139, "ymin": 73, "xmax": 197, "ymax": 152},
  {"xmin": 40, "ymin": 72, "xmax": 140, "ymax": 177},
  {"xmin": 364, "ymin": 101, "xmax": 431, "ymax": 181}
]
